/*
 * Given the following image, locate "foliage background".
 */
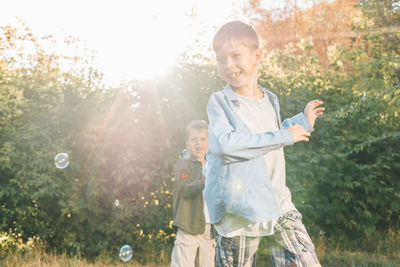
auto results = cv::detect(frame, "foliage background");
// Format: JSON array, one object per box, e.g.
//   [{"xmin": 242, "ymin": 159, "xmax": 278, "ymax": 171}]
[{"xmin": 1, "ymin": 0, "xmax": 399, "ymax": 264}]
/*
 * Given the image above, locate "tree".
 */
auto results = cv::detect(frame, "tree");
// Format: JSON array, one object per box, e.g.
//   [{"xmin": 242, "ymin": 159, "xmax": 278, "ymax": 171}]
[{"xmin": 245, "ymin": 0, "xmax": 361, "ymax": 69}]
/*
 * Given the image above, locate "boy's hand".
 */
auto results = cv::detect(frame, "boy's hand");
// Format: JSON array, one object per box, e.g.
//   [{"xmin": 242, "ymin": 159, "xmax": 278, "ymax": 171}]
[
  {"xmin": 288, "ymin": 125, "xmax": 311, "ymax": 143},
  {"xmin": 304, "ymin": 100, "xmax": 325, "ymax": 127}
]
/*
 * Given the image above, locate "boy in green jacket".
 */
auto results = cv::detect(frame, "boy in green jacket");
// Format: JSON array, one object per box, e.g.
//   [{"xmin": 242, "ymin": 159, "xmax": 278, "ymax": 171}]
[{"xmin": 170, "ymin": 120, "xmax": 215, "ymax": 267}]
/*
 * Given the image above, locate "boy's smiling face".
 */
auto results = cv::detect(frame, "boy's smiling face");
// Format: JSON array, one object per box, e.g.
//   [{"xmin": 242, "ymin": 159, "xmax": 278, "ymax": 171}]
[
  {"xmin": 215, "ymin": 38, "xmax": 262, "ymax": 90},
  {"xmin": 186, "ymin": 129, "xmax": 209, "ymax": 161}
]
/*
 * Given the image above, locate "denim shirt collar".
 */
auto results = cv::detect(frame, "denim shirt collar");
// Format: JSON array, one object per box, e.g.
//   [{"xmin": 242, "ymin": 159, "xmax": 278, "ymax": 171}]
[
  {"xmin": 223, "ymin": 84, "xmax": 277, "ymax": 106},
  {"xmin": 223, "ymin": 83, "xmax": 281, "ymax": 125}
]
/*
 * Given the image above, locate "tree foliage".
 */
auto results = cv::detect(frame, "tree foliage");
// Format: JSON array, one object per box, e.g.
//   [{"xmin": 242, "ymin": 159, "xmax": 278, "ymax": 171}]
[{"xmin": 245, "ymin": 0, "xmax": 361, "ymax": 69}]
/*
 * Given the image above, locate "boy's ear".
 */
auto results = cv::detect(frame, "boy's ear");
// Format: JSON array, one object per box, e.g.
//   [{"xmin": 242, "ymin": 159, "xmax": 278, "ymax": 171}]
[{"xmin": 254, "ymin": 48, "xmax": 263, "ymax": 65}]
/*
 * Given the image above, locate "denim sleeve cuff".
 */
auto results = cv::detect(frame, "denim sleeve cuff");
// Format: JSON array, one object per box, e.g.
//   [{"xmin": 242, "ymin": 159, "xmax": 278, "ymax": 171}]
[
  {"xmin": 280, "ymin": 128, "xmax": 295, "ymax": 146},
  {"xmin": 293, "ymin": 112, "xmax": 314, "ymax": 133}
]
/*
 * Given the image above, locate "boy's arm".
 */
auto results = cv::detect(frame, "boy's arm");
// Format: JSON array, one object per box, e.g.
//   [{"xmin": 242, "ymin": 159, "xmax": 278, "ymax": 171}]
[
  {"xmin": 175, "ymin": 160, "xmax": 204, "ymax": 198},
  {"xmin": 207, "ymin": 94, "xmax": 295, "ymax": 163},
  {"xmin": 282, "ymin": 100, "xmax": 324, "ymax": 130}
]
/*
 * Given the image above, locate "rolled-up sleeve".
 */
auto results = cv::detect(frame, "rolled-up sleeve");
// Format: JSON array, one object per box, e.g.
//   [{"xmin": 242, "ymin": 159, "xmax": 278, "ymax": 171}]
[{"xmin": 281, "ymin": 112, "xmax": 314, "ymax": 132}]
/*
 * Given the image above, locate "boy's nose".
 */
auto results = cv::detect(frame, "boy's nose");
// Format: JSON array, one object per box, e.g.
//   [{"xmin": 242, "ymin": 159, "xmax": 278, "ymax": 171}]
[{"xmin": 225, "ymin": 57, "xmax": 234, "ymax": 70}]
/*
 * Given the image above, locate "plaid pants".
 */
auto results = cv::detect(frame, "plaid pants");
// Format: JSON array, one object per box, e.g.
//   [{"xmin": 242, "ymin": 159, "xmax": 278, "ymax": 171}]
[
  {"xmin": 216, "ymin": 210, "xmax": 320, "ymax": 267},
  {"xmin": 216, "ymin": 234, "xmax": 260, "ymax": 267}
]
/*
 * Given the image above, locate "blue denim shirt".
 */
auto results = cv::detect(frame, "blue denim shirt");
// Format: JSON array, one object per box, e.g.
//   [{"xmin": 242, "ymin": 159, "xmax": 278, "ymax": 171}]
[{"xmin": 204, "ymin": 84, "xmax": 314, "ymax": 223}]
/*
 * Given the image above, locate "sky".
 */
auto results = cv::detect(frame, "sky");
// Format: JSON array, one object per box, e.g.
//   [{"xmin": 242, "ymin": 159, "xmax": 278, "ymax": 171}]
[{"xmin": 0, "ymin": 0, "xmax": 254, "ymax": 85}]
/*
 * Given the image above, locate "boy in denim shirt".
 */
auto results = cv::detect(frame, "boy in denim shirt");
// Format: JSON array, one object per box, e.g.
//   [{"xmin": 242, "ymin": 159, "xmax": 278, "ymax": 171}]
[{"xmin": 204, "ymin": 21, "xmax": 324, "ymax": 267}]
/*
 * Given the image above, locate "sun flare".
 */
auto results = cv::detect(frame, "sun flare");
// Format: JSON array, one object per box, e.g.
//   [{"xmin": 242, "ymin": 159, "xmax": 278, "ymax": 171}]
[{"xmin": 1, "ymin": 0, "xmax": 246, "ymax": 84}]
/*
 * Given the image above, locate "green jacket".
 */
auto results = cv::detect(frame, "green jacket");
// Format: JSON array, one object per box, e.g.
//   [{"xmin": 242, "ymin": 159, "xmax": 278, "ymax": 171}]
[{"xmin": 172, "ymin": 156, "xmax": 206, "ymax": 235}]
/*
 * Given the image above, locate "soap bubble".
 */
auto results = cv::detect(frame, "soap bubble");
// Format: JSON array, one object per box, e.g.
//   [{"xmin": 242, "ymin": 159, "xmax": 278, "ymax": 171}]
[
  {"xmin": 115, "ymin": 199, "xmax": 120, "ymax": 207},
  {"xmin": 119, "ymin": 244, "xmax": 133, "ymax": 262},
  {"xmin": 54, "ymin": 153, "xmax": 69, "ymax": 169},
  {"xmin": 182, "ymin": 149, "xmax": 190, "ymax": 159}
]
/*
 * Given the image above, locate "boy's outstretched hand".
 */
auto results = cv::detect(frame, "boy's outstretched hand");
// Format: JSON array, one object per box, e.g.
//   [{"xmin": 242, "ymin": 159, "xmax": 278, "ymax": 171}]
[
  {"xmin": 304, "ymin": 100, "xmax": 325, "ymax": 127},
  {"xmin": 288, "ymin": 125, "xmax": 311, "ymax": 143}
]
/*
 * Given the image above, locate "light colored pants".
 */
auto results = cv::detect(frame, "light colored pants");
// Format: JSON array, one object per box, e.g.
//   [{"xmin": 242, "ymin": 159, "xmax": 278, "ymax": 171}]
[{"xmin": 171, "ymin": 224, "xmax": 216, "ymax": 267}]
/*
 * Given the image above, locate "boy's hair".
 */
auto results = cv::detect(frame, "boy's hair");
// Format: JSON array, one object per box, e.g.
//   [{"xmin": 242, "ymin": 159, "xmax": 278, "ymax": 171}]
[
  {"xmin": 213, "ymin": 20, "xmax": 259, "ymax": 52},
  {"xmin": 185, "ymin": 120, "xmax": 208, "ymax": 140}
]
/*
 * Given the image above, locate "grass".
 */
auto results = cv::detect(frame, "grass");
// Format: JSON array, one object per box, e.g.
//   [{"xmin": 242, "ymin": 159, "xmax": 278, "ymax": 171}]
[
  {"xmin": 2, "ymin": 247, "xmax": 400, "ymax": 267},
  {"xmin": 0, "ymin": 246, "xmax": 168, "ymax": 267},
  {"xmin": 321, "ymin": 251, "xmax": 400, "ymax": 267},
  {"xmin": 2, "ymin": 232, "xmax": 400, "ymax": 266}
]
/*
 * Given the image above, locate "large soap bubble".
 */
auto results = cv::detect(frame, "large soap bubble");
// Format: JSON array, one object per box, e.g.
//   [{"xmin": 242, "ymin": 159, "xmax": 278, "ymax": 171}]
[
  {"xmin": 54, "ymin": 153, "xmax": 69, "ymax": 169},
  {"xmin": 119, "ymin": 244, "xmax": 133, "ymax": 262}
]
